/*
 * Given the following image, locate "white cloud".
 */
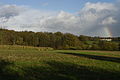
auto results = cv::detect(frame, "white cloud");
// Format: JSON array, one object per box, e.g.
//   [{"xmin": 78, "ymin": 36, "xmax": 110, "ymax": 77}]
[
  {"xmin": 0, "ymin": 1, "xmax": 120, "ymax": 37},
  {"xmin": 0, "ymin": 5, "xmax": 26, "ymax": 18},
  {"xmin": 83, "ymin": 2, "xmax": 117, "ymax": 12},
  {"xmin": 101, "ymin": 17, "xmax": 117, "ymax": 25}
]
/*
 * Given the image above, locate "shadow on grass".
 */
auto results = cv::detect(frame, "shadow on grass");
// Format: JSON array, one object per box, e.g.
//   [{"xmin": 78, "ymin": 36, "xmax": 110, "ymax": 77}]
[
  {"xmin": 23, "ymin": 61, "xmax": 120, "ymax": 80},
  {"xmin": 0, "ymin": 59, "xmax": 23, "ymax": 80},
  {"xmin": 0, "ymin": 59, "xmax": 120, "ymax": 80},
  {"xmin": 59, "ymin": 52, "xmax": 120, "ymax": 63}
]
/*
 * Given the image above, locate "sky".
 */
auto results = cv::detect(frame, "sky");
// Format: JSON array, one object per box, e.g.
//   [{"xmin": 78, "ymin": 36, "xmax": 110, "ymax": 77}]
[
  {"xmin": 0, "ymin": 0, "xmax": 119, "ymax": 37},
  {"xmin": 0, "ymin": 0, "xmax": 115, "ymax": 13}
]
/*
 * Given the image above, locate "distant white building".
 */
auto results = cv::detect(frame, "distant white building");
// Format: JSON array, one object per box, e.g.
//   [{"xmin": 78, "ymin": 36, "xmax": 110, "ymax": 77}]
[{"xmin": 99, "ymin": 37, "xmax": 113, "ymax": 41}]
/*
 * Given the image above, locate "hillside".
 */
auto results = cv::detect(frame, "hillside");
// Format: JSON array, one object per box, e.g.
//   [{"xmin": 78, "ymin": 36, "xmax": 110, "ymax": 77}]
[{"xmin": 0, "ymin": 29, "xmax": 120, "ymax": 51}]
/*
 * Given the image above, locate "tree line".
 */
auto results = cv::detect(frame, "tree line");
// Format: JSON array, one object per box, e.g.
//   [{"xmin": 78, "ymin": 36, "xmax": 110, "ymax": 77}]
[{"xmin": 0, "ymin": 29, "xmax": 120, "ymax": 51}]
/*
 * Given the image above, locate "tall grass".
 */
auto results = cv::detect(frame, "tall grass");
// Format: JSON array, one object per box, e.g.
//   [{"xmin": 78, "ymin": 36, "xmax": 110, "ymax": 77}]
[
  {"xmin": 0, "ymin": 45, "xmax": 53, "ymax": 51},
  {"xmin": 0, "ymin": 49, "xmax": 119, "ymax": 80}
]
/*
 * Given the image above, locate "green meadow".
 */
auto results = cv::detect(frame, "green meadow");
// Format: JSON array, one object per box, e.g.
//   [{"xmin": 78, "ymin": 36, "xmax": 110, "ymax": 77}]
[{"xmin": 0, "ymin": 46, "xmax": 120, "ymax": 80}]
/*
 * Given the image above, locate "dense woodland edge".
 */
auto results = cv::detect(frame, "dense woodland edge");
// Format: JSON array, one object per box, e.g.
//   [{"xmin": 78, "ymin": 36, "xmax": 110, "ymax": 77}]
[{"xmin": 0, "ymin": 29, "xmax": 120, "ymax": 51}]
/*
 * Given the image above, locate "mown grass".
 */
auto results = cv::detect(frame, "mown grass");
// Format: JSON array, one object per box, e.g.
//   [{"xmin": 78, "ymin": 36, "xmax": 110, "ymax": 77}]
[{"xmin": 0, "ymin": 48, "xmax": 120, "ymax": 80}]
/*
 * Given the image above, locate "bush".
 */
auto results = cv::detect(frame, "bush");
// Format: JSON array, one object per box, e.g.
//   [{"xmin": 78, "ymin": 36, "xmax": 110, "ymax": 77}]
[
  {"xmin": 98, "ymin": 41, "xmax": 119, "ymax": 51},
  {"xmin": 91, "ymin": 44, "xmax": 100, "ymax": 50}
]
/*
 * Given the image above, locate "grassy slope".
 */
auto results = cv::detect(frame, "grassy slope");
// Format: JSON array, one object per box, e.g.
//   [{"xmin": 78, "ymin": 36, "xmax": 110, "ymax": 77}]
[{"xmin": 0, "ymin": 50, "xmax": 120, "ymax": 80}]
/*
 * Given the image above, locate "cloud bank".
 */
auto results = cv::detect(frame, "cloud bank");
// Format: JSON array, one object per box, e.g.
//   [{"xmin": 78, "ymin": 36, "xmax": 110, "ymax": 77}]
[{"xmin": 0, "ymin": 1, "xmax": 120, "ymax": 37}]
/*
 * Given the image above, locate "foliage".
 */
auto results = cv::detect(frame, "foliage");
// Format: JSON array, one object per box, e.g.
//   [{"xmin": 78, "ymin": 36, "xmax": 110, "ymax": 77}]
[
  {"xmin": 98, "ymin": 41, "xmax": 119, "ymax": 51},
  {"xmin": 0, "ymin": 29, "xmax": 119, "ymax": 51}
]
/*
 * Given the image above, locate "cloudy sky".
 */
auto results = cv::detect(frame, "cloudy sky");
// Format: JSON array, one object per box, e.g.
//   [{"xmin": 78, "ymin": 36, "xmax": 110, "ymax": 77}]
[{"xmin": 0, "ymin": 0, "xmax": 120, "ymax": 37}]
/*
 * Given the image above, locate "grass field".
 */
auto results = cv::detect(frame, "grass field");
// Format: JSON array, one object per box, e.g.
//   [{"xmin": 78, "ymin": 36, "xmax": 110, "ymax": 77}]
[{"xmin": 0, "ymin": 49, "xmax": 120, "ymax": 80}]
